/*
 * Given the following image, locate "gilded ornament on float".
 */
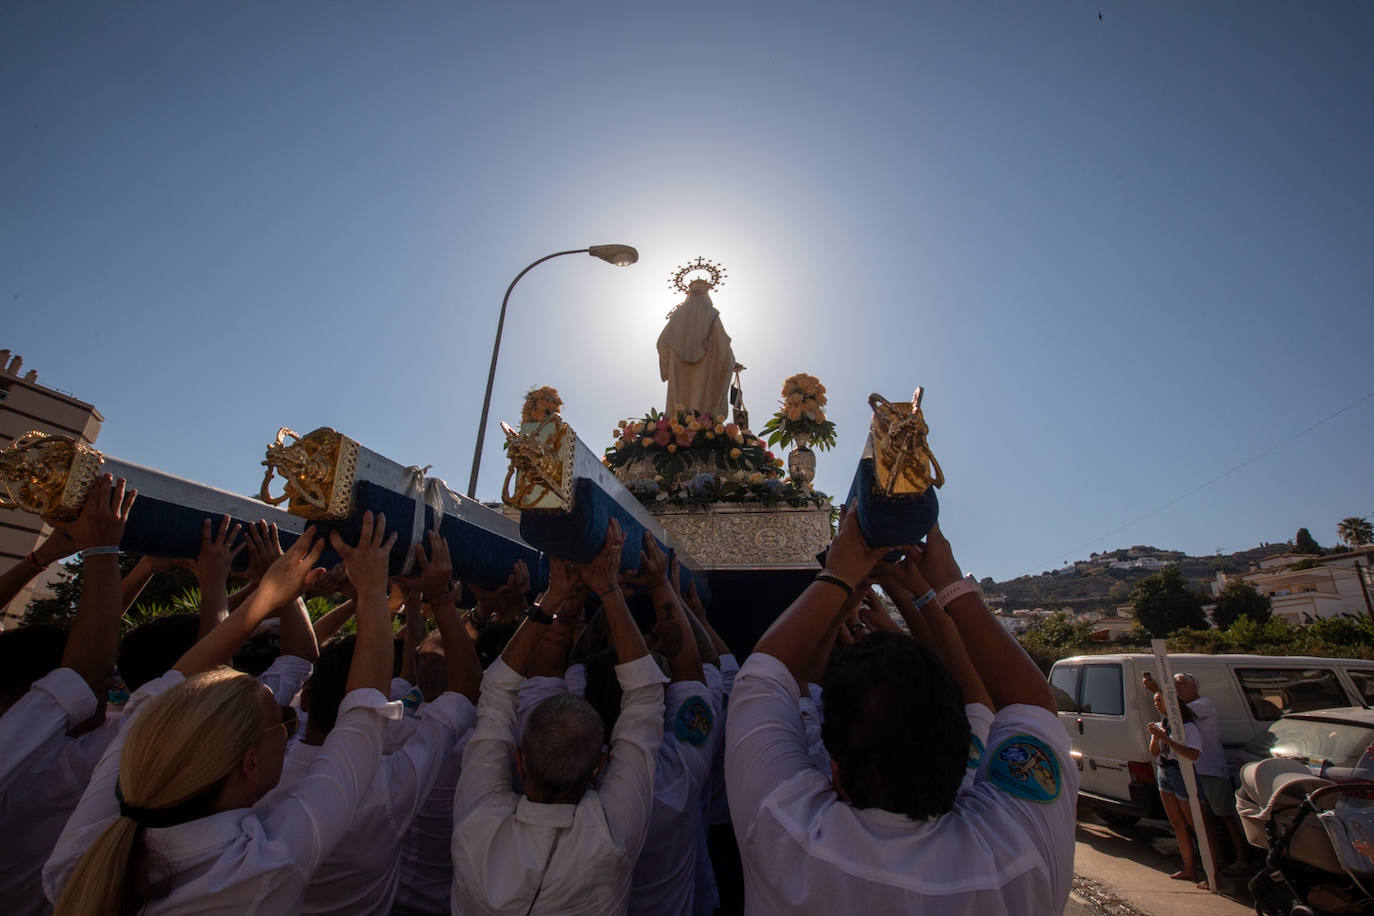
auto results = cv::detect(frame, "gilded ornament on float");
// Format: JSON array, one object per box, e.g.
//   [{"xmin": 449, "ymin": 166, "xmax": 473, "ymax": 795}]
[
  {"xmin": 868, "ymin": 389, "xmax": 943, "ymax": 497},
  {"xmin": 0, "ymin": 431, "xmax": 104, "ymax": 520},
  {"xmin": 259, "ymin": 426, "xmax": 360, "ymax": 518},
  {"xmin": 502, "ymin": 386, "xmax": 575, "ymax": 513}
]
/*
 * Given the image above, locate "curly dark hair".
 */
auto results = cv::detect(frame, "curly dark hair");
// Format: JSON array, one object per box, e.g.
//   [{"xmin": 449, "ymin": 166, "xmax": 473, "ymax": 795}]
[{"xmin": 820, "ymin": 632, "xmax": 968, "ymax": 820}]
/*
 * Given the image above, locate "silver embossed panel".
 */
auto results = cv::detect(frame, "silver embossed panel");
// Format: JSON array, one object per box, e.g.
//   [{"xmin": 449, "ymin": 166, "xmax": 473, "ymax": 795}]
[{"xmin": 654, "ymin": 503, "xmax": 832, "ymax": 569}]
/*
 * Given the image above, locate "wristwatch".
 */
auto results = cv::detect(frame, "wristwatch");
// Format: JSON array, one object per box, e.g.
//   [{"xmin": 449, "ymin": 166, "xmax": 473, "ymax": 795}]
[{"xmin": 526, "ymin": 604, "xmax": 555, "ymax": 625}]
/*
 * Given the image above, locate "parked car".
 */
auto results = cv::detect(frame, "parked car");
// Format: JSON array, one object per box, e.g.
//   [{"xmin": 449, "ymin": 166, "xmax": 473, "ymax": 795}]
[
  {"xmin": 1236, "ymin": 706, "xmax": 1374, "ymax": 781},
  {"xmin": 1047, "ymin": 653, "xmax": 1374, "ymax": 825}
]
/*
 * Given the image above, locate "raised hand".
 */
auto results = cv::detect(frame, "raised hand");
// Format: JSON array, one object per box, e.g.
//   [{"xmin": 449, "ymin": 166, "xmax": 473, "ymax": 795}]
[
  {"xmin": 912, "ymin": 522, "xmax": 962, "ymax": 590},
  {"xmin": 579, "ymin": 518, "xmax": 626, "ymax": 597},
  {"xmin": 409, "ymin": 530, "xmax": 454, "ymax": 600},
  {"xmin": 256, "ymin": 526, "xmax": 327, "ymax": 608},
  {"xmin": 621, "ymin": 532, "xmax": 669, "ymax": 591},
  {"xmin": 52, "ymin": 474, "xmax": 137, "ymax": 554},
  {"xmin": 329, "ymin": 511, "xmax": 397, "ymax": 599},
  {"xmin": 823, "ymin": 503, "xmax": 888, "ymax": 589},
  {"xmin": 191, "ymin": 515, "xmax": 244, "ymax": 584},
  {"xmin": 243, "ymin": 520, "xmax": 284, "ymax": 583},
  {"xmin": 540, "ymin": 557, "xmax": 580, "ymax": 615}
]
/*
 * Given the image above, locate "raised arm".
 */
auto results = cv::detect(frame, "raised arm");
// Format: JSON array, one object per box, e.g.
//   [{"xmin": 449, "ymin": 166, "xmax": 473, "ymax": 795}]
[
  {"xmin": 753, "ymin": 505, "xmax": 887, "ymax": 683},
  {"xmin": 60, "ymin": 475, "xmax": 137, "ymax": 694},
  {"xmin": 672, "ymin": 559, "xmax": 718, "ymax": 669},
  {"xmin": 407, "ymin": 531, "xmax": 481, "ymax": 703},
  {"xmin": 189, "ymin": 515, "xmax": 243, "ymax": 639},
  {"xmin": 579, "ymin": 519, "xmax": 648, "ymax": 665},
  {"xmin": 330, "ymin": 512, "xmax": 397, "ymax": 697},
  {"xmin": 527, "ymin": 560, "xmax": 582, "ymax": 678},
  {"xmin": 173, "ymin": 526, "xmax": 325, "ymax": 677},
  {"xmin": 913, "ymin": 523, "xmax": 1053, "ymax": 713},
  {"xmin": 628, "ymin": 536, "xmax": 702, "ymax": 684},
  {"xmin": 876, "ymin": 557, "xmax": 992, "ymax": 711}
]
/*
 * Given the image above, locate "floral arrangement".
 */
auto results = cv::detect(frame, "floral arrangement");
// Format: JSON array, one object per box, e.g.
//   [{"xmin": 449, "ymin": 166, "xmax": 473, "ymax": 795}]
[
  {"xmin": 623, "ymin": 470, "xmax": 828, "ymax": 510},
  {"xmin": 521, "ymin": 386, "xmax": 563, "ymax": 424},
  {"xmin": 604, "ymin": 406, "xmax": 784, "ymax": 479},
  {"xmin": 759, "ymin": 373, "xmax": 837, "ymax": 451}
]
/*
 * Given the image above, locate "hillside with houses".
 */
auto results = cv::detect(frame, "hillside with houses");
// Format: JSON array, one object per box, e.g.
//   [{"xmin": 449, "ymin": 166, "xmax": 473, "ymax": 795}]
[{"xmin": 985, "ymin": 540, "xmax": 1374, "ymax": 641}]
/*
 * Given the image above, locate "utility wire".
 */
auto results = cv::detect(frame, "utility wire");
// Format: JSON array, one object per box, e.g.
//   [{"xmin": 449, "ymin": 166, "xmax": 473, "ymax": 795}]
[{"xmin": 1020, "ymin": 390, "xmax": 1374, "ymax": 579}]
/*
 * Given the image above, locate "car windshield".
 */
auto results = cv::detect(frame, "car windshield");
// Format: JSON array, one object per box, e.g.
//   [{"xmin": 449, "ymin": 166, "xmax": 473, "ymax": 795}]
[{"xmin": 1243, "ymin": 716, "xmax": 1374, "ymax": 769}]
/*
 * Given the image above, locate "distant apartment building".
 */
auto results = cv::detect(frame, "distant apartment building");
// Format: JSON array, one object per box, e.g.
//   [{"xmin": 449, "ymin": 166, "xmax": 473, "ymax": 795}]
[
  {"xmin": 0, "ymin": 350, "xmax": 103, "ymax": 626},
  {"xmin": 1215, "ymin": 548, "xmax": 1374, "ymax": 625}
]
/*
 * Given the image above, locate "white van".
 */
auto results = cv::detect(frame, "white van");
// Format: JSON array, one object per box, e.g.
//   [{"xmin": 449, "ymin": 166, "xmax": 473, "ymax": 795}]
[{"xmin": 1047, "ymin": 653, "xmax": 1374, "ymax": 824}]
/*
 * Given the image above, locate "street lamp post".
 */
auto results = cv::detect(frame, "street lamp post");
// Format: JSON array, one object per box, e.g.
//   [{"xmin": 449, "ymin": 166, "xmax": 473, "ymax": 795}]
[{"xmin": 466, "ymin": 244, "xmax": 638, "ymax": 499}]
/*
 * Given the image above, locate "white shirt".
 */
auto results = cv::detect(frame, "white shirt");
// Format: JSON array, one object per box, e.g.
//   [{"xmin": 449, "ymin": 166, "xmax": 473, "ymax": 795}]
[
  {"xmin": 703, "ymin": 654, "xmax": 738, "ymax": 827},
  {"xmin": 43, "ymin": 670, "xmax": 399, "ymax": 915},
  {"xmin": 725, "ymin": 653, "xmax": 1079, "ymax": 916},
  {"xmin": 257, "ymin": 690, "xmax": 473, "ymax": 915},
  {"xmin": 451, "ymin": 655, "xmax": 668, "ymax": 915},
  {"xmin": 1185, "ymin": 696, "xmax": 1228, "ymax": 778},
  {"xmin": 0, "ymin": 668, "xmax": 96, "ymax": 795},
  {"xmin": 395, "ymin": 727, "xmax": 475, "ymax": 914},
  {"xmin": 5, "ymin": 656, "xmax": 308, "ymax": 916},
  {"xmin": 0, "ymin": 718, "xmax": 117, "ymax": 916},
  {"xmin": 629, "ymin": 678, "xmax": 722, "ymax": 916}
]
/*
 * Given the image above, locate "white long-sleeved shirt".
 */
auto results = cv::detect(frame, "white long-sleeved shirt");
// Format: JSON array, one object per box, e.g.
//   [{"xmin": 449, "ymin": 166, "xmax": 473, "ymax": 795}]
[
  {"xmin": 43, "ymin": 670, "xmax": 399, "ymax": 915},
  {"xmin": 394, "ymin": 725, "xmax": 474, "ymax": 914},
  {"xmin": 725, "ymin": 653, "xmax": 1078, "ymax": 916},
  {"xmin": 4, "ymin": 655, "xmax": 308, "ymax": 916},
  {"xmin": 451, "ymin": 655, "xmax": 667, "ymax": 915},
  {"xmin": 0, "ymin": 668, "xmax": 96, "ymax": 796},
  {"xmin": 630, "ymin": 675, "xmax": 723, "ymax": 916},
  {"xmin": 257, "ymin": 690, "xmax": 473, "ymax": 915}
]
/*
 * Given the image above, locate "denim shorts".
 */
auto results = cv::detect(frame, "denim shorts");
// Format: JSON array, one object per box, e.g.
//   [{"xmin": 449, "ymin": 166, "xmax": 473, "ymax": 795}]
[{"xmin": 1156, "ymin": 762, "xmax": 1188, "ymax": 799}]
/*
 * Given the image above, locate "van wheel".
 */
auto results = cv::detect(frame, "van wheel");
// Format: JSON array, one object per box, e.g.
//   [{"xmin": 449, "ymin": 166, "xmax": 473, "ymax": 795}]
[{"xmin": 1093, "ymin": 809, "xmax": 1140, "ymax": 828}]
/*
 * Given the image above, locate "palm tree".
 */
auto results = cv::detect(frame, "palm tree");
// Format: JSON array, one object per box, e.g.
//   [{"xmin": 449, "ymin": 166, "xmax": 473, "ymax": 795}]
[{"xmin": 1337, "ymin": 516, "xmax": 1374, "ymax": 548}]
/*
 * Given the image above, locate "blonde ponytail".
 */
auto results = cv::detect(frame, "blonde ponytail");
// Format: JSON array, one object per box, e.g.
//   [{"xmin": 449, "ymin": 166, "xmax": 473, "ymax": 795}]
[{"xmin": 53, "ymin": 668, "xmax": 265, "ymax": 915}]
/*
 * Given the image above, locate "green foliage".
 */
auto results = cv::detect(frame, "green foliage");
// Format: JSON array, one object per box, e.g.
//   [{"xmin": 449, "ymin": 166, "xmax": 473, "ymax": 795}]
[
  {"xmin": 1211, "ymin": 578, "xmax": 1272, "ymax": 629},
  {"xmin": 759, "ymin": 413, "xmax": 838, "ymax": 452},
  {"xmin": 1290, "ymin": 558, "xmax": 1322, "ymax": 570},
  {"xmin": 1129, "ymin": 566, "xmax": 1208, "ymax": 637},
  {"xmin": 1166, "ymin": 613, "xmax": 1374, "ymax": 660},
  {"xmin": 1338, "ymin": 516, "xmax": 1373, "ymax": 548},
  {"xmin": 1294, "ymin": 527, "xmax": 1323, "ymax": 555},
  {"xmin": 1019, "ymin": 611, "xmax": 1096, "ymax": 674}
]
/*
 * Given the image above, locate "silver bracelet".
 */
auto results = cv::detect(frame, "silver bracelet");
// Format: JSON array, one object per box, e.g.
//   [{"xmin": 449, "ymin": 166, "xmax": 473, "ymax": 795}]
[{"xmin": 79, "ymin": 546, "xmax": 121, "ymax": 558}]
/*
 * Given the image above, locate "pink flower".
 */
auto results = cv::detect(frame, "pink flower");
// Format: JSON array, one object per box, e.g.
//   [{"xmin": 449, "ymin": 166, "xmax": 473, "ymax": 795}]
[
  {"xmin": 699, "ymin": 413, "xmax": 712, "ymax": 426},
  {"xmin": 653, "ymin": 428, "xmax": 671, "ymax": 447},
  {"xmin": 657, "ymin": 418, "xmax": 670, "ymax": 431}
]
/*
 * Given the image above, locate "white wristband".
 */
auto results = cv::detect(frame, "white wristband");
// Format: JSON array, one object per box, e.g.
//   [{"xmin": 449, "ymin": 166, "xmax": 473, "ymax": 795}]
[{"xmin": 935, "ymin": 576, "xmax": 981, "ymax": 607}]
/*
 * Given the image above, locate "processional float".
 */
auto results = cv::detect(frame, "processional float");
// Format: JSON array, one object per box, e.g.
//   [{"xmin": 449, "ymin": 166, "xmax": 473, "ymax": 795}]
[{"xmin": 1, "ymin": 256, "xmax": 947, "ymax": 649}]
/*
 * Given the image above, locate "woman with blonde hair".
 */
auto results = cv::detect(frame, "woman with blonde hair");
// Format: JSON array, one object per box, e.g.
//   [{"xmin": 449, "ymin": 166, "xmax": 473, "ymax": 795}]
[{"xmin": 44, "ymin": 513, "xmax": 399, "ymax": 915}]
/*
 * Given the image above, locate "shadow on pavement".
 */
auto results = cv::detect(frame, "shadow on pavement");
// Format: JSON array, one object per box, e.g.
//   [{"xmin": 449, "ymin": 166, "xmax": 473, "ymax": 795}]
[{"xmin": 1075, "ymin": 801, "xmax": 1255, "ymax": 903}]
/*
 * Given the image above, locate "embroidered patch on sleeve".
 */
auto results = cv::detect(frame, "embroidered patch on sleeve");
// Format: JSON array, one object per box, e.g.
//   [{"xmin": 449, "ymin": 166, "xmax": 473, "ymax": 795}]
[
  {"xmin": 673, "ymin": 696, "xmax": 715, "ymax": 746},
  {"xmin": 967, "ymin": 734, "xmax": 985, "ymax": 770},
  {"xmin": 988, "ymin": 734, "xmax": 1062, "ymax": 803}
]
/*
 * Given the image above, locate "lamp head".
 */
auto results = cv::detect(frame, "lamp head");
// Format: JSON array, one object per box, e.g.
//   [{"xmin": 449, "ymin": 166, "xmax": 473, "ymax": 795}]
[{"xmin": 588, "ymin": 244, "xmax": 639, "ymax": 267}]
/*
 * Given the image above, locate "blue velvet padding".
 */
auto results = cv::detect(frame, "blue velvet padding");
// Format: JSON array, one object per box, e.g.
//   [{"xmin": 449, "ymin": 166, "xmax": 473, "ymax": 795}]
[
  {"xmin": 345, "ymin": 482, "xmax": 541, "ymax": 589},
  {"xmin": 844, "ymin": 458, "xmax": 939, "ymax": 549},
  {"xmin": 519, "ymin": 479, "xmax": 664, "ymax": 574},
  {"xmin": 117, "ymin": 494, "xmax": 263, "ymax": 572}
]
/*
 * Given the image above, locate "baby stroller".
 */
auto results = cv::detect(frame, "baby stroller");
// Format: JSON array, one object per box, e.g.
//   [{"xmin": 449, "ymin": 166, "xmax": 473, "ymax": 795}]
[{"xmin": 1235, "ymin": 755, "xmax": 1374, "ymax": 915}]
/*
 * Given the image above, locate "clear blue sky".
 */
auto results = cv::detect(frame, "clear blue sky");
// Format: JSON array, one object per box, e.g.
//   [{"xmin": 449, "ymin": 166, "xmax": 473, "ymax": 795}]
[{"xmin": 3, "ymin": 2, "xmax": 1371, "ymax": 582}]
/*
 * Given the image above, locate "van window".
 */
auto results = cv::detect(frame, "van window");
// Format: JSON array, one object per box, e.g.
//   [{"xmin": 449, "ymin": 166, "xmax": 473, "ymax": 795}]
[
  {"xmin": 1235, "ymin": 668, "xmax": 1349, "ymax": 720},
  {"xmin": 1345, "ymin": 669, "xmax": 1374, "ymax": 706},
  {"xmin": 1080, "ymin": 665, "xmax": 1124, "ymax": 716},
  {"xmin": 1049, "ymin": 665, "xmax": 1079, "ymax": 713}
]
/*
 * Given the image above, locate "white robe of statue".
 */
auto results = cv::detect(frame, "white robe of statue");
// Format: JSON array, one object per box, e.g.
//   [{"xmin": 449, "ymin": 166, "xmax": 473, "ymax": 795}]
[{"xmin": 656, "ymin": 283, "xmax": 735, "ymax": 420}]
